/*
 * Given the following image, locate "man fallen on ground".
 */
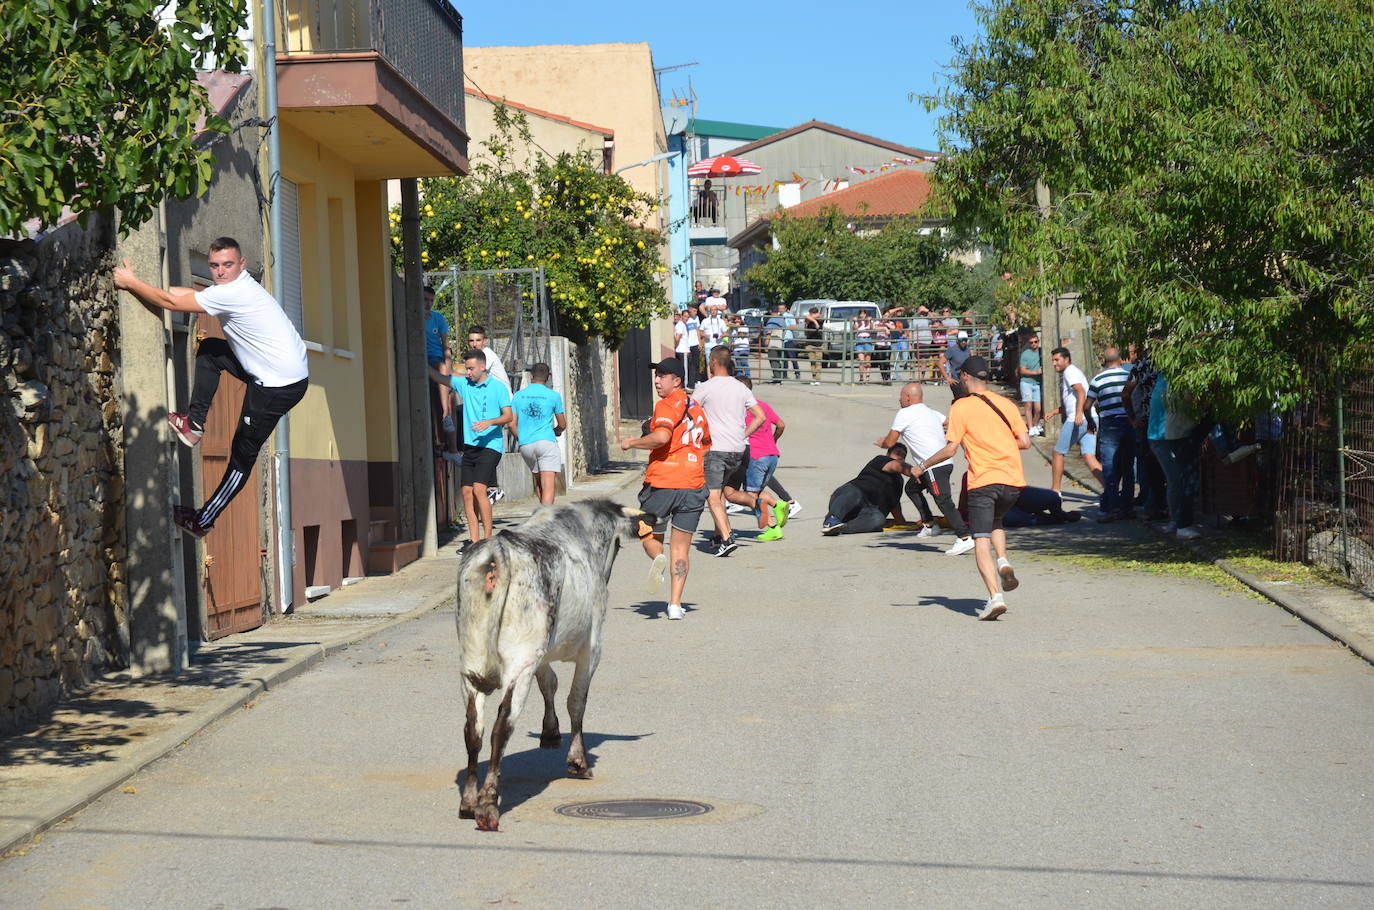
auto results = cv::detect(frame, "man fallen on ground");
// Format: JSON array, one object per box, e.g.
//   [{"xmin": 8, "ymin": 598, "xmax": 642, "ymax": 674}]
[
  {"xmin": 914, "ymin": 355, "xmax": 1030, "ymax": 620},
  {"xmin": 113, "ymin": 236, "xmax": 309, "ymax": 539},
  {"xmin": 618, "ymin": 358, "xmax": 711, "ymax": 620},
  {"xmin": 874, "ymin": 382, "xmax": 976, "ymax": 556},
  {"xmin": 820, "ymin": 443, "xmax": 923, "ymax": 536},
  {"xmin": 957, "ymin": 481, "xmax": 1081, "ymax": 527}
]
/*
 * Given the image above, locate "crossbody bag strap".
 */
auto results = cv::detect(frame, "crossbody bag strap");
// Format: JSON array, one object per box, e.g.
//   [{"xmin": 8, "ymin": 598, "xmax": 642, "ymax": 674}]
[{"xmin": 972, "ymin": 392, "xmax": 1018, "ymax": 437}]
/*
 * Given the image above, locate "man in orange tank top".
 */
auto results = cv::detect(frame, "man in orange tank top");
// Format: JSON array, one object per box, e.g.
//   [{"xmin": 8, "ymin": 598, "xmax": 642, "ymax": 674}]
[
  {"xmin": 619, "ymin": 358, "xmax": 711, "ymax": 620},
  {"xmin": 914, "ymin": 356, "xmax": 1031, "ymax": 621}
]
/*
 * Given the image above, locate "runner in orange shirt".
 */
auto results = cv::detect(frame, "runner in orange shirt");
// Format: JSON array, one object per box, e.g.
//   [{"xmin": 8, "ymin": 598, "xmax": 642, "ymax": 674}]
[
  {"xmin": 619, "ymin": 358, "xmax": 711, "ymax": 620},
  {"xmin": 914, "ymin": 355, "xmax": 1031, "ymax": 620}
]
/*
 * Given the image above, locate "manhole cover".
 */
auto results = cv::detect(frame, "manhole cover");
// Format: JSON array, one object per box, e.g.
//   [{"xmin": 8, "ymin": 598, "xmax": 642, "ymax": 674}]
[{"xmin": 554, "ymin": 799, "xmax": 713, "ymax": 820}]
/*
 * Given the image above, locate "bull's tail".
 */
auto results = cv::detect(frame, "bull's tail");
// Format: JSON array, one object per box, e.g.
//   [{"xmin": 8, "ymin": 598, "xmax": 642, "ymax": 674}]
[{"xmin": 456, "ymin": 535, "xmax": 511, "ymax": 694}]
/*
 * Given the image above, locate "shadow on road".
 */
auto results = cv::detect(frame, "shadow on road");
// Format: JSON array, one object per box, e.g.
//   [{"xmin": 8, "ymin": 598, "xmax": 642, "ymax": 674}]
[{"xmin": 455, "ymin": 730, "xmax": 655, "ymax": 815}]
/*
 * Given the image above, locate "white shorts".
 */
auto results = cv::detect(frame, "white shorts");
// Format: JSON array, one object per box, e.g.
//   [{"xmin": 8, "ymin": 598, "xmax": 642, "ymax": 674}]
[{"xmin": 520, "ymin": 439, "xmax": 562, "ymax": 473}]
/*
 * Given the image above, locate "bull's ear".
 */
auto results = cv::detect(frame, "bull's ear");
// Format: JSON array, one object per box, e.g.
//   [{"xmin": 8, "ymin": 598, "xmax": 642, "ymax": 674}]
[{"xmin": 624, "ymin": 508, "xmax": 656, "ymax": 539}]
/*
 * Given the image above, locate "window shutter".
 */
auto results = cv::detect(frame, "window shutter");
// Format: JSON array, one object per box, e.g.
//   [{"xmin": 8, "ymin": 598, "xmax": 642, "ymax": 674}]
[{"xmin": 278, "ymin": 177, "xmax": 304, "ymax": 332}]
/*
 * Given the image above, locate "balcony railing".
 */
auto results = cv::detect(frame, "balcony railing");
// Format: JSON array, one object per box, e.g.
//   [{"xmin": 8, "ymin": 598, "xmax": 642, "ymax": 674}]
[{"xmin": 278, "ymin": 0, "xmax": 465, "ymax": 130}]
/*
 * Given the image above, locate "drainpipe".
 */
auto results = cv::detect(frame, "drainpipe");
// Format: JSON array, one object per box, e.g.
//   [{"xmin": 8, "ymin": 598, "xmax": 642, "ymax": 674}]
[{"xmin": 262, "ymin": 0, "xmax": 294, "ymax": 611}]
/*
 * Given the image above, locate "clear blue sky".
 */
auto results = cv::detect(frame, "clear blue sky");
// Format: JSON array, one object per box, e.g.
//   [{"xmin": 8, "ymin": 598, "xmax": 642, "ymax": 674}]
[{"xmin": 460, "ymin": 2, "xmax": 985, "ymax": 153}]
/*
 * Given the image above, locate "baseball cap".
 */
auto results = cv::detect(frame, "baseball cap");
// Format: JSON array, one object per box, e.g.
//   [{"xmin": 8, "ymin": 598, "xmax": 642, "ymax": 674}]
[
  {"xmin": 957, "ymin": 330, "xmax": 969, "ymax": 340},
  {"xmin": 650, "ymin": 357, "xmax": 684, "ymax": 378},
  {"xmin": 962, "ymin": 355, "xmax": 991, "ymax": 379}
]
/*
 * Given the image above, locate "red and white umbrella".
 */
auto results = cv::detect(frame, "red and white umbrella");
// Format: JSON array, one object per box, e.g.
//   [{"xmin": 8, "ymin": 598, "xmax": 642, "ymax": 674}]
[{"xmin": 687, "ymin": 155, "xmax": 762, "ymax": 178}]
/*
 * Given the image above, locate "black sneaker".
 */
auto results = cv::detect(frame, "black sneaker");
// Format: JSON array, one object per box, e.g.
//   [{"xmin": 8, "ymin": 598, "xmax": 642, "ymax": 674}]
[
  {"xmin": 713, "ymin": 535, "xmax": 738, "ymax": 557},
  {"xmin": 821, "ymin": 515, "xmax": 845, "ymax": 536},
  {"xmin": 172, "ymin": 505, "xmax": 210, "ymax": 539}
]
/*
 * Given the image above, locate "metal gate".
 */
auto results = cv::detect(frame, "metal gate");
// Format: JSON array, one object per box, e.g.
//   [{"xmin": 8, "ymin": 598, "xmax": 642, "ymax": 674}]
[{"xmin": 425, "ymin": 266, "xmax": 552, "ymax": 388}]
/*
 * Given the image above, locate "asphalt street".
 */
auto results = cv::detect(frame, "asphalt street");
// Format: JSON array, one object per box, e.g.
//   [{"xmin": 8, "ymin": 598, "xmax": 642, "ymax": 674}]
[{"xmin": 3, "ymin": 382, "xmax": 1372, "ymax": 909}]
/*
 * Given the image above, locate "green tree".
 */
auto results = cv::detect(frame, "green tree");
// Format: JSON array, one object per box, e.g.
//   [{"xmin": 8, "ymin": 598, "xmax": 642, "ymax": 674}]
[
  {"xmin": 397, "ymin": 106, "xmax": 669, "ymax": 347},
  {"xmin": 931, "ymin": 0, "xmax": 1374, "ymax": 420},
  {"xmin": 742, "ymin": 208, "xmax": 996, "ymax": 312},
  {"xmin": 1, "ymin": 0, "xmax": 248, "ymax": 235}
]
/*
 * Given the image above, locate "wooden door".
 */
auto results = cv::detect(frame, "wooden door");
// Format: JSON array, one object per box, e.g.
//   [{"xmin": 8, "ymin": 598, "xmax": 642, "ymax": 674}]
[{"xmin": 197, "ymin": 315, "xmax": 264, "ymax": 638}]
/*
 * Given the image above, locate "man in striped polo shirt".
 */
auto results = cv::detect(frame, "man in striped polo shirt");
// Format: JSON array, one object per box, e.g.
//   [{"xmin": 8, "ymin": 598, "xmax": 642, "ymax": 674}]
[{"xmin": 1087, "ymin": 347, "xmax": 1136, "ymax": 522}]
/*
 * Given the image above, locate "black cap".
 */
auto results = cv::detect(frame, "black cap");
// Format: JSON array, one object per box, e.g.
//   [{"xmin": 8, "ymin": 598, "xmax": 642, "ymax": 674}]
[
  {"xmin": 962, "ymin": 355, "xmax": 991, "ymax": 379},
  {"xmin": 650, "ymin": 357, "xmax": 684, "ymax": 378}
]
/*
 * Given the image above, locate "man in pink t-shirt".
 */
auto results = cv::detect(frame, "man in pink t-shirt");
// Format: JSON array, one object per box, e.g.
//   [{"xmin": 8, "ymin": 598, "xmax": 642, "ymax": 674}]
[{"xmin": 722, "ymin": 376, "xmax": 789, "ymax": 541}]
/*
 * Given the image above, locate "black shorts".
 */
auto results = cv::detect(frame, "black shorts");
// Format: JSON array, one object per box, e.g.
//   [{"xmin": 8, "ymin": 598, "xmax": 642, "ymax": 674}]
[
  {"xmin": 461, "ymin": 446, "xmax": 502, "ymax": 488},
  {"xmin": 967, "ymin": 483, "xmax": 1023, "ymax": 538},
  {"xmin": 638, "ymin": 484, "xmax": 708, "ymax": 535}
]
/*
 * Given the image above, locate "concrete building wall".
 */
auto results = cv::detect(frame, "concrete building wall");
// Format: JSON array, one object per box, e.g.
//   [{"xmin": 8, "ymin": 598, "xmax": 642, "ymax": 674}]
[{"xmin": 464, "ymin": 94, "xmax": 611, "ymax": 164}]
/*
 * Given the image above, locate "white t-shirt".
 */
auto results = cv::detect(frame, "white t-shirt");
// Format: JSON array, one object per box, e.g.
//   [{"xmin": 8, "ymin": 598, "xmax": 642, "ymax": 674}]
[
  {"xmin": 1059, "ymin": 363, "xmax": 1089, "ymax": 420},
  {"xmin": 891, "ymin": 403, "xmax": 950, "ymax": 471},
  {"xmin": 699, "ymin": 315, "xmax": 728, "ymax": 351},
  {"xmin": 483, "ymin": 345, "xmax": 511, "ymax": 393},
  {"xmin": 692, "ymin": 375, "xmax": 757, "ymax": 453},
  {"xmin": 674, "ymin": 321, "xmax": 692, "ymax": 354},
  {"xmin": 703, "ymin": 294, "xmax": 727, "ymax": 314},
  {"xmin": 195, "ymin": 271, "xmax": 308, "ymax": 387}
]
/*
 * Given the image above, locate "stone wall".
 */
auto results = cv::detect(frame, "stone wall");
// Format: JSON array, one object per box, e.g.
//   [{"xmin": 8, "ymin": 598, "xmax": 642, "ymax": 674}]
[
  {"xmin": 0, "ymin": 214, "xmax": 127, "ymax": 732},
  {"xmin": 566, "ymin": 339, "xmax": 616, "ymax": 479}
]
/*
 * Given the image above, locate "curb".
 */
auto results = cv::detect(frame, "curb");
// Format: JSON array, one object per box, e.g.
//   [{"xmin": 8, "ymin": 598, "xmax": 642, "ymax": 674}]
[
  {"xmin": 1, "ymin": 583, "xmax": 455, "ymax": 856},
  {"xmin": 2, "ymin": 464, "xmax": 648, "ymax": 855},
  {"xmin": 1028, "ymin": 438, "xmax": 1374, "ymax": 667}
]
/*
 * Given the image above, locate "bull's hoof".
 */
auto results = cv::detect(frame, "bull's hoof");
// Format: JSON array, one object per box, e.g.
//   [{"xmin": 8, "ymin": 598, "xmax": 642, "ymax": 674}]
[
  {"xmin": 539, "ymin": 732, "xmax": 562, "ymax": 749},
  {"xmin": 567, "ymin": 760, "xmax": 593, "ymax": 779},
  {"xmin": 459, "ymin": 806, "xmax": 476, "ymax": 819},
  {"xmin": 475, "ymin": 805, "xmax": 501, "ymax": 832}
]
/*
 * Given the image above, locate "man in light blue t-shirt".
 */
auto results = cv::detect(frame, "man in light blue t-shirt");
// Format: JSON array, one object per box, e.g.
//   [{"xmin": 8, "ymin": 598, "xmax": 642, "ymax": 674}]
[
  {"xmin": 431, "ymin": 350, "xmax": 512, "ymax": 546},
  {"xmin": 511, "ymin": 362, "xmax": 567, "ymax": 505}
]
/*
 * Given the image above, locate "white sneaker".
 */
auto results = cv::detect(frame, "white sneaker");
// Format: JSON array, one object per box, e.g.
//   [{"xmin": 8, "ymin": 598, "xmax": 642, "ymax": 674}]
[
  {"xmin": 647, "ymin": 553, "xmax": 667, "ymax": 593},
  {"xmin": 978, "ymin": 594, "xmax": 1007, "ymax": 621},
  {"xmin": 787, "ymin": 500, "xmax": 802, "ymax": 518},
  {"xmin": 1176, "ymin": 526, "xmax": 1202, "ymax": 540},
  {"xmin": 1028, "ymin": 426, "xmax": 1043, "ymax": 437},
  {"xmin": 997, "ymin": 556, "xmax": 1019, "ymax": 591},
  {"xmin": 665, "ymin": 603, "xmax": 685, "ymax": 620},
  {"xmin": 946, "ymin": 536, "xmax": 975, "ymax": 556},
  {"xmin": 916, "ymin": 525, "xmax": 939, "ymax": 538},
  {"xmin": 725, "ymin": 502, "xmax": 749, "ymax": 515}
]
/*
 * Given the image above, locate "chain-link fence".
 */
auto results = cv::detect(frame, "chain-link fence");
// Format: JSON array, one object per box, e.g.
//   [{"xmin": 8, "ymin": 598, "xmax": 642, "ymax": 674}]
[{"xmin": 1273, "ymin": 353, "xmax": 1374, "ymax": 587}]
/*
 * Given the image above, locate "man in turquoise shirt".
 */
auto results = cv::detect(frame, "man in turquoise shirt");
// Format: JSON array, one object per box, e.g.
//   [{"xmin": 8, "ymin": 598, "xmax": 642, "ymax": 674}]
[
  {"xmin": 511, "ymin": 362, "xmax": 567, "ymax": 505},
  {"xmin": 432, "ymin": 350, "xmax": 512, "ymax": 545}
]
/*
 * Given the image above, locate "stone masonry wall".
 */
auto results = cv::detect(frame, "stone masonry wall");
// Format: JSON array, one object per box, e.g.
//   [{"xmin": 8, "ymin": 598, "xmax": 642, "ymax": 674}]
[
  {"xmin": 566, "ymin": 339, "xmax": 615, "ymax": 479},
  {"xmin": 0, "ymin": 214, "xmax": 127, "ymax": 733}
]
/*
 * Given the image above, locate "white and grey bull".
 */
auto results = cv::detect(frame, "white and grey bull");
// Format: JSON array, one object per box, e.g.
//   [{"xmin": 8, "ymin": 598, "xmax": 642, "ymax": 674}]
[{"xmin": 455, "ymin": 498, "xmax": 653, "ymax": 831}]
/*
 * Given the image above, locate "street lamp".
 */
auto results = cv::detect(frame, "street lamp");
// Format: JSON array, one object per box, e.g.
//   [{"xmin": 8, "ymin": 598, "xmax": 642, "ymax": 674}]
[{"xmin": 614, "ymin": 152, "xmax": 676, "ymax": 174}]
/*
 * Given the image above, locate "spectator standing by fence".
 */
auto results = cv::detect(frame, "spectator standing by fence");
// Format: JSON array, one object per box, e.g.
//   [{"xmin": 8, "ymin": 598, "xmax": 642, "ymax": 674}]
[
  {"xmin": 1019, "ymin": 333, "xmax": 1044, "ymax": 436},
  {"xmin": 803, "ymin": 307, "xmax": 824, "ymax": 385},
  {"xmin": 1087, "ymin": 347, "xmax": 1136, "ymax": 521},
  {"xmin": 1147, "ymin": 374, "xmax": 1202, "ymax": 540},
  {"xmin": 1047, "ymin": 346, "xmax": 1089, "ymax": 500}
]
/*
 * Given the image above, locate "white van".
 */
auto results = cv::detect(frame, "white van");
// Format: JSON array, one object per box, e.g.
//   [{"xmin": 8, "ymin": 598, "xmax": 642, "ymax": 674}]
[{"xmin": 788, "ymin": 300, "xmax": 882, "ymax": 354}]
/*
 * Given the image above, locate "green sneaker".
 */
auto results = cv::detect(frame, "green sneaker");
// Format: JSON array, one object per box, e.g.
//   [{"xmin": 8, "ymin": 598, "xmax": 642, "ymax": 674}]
[
  {"xmin": 758, "ymin": 525, "xmax": 784, "ymax": 541},
  {"xmin": 772, "ymin": 501, "xmax": 789, "ymax": 529}
]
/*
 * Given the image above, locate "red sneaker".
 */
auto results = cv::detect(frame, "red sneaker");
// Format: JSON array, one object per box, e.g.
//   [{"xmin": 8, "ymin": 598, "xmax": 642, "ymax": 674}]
[
  {"xmin": 172, "ymin": 505, "xmax": 210, "ymax": 538},
  {"xmin": 167, "ymin": 413, "xmax": 203, "ymax": 447}
]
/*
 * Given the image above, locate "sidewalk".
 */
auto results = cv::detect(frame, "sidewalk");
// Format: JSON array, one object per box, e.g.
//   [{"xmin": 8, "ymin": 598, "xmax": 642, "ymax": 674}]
[
  {"xmin": 0, "ymin": 456, "xmax": 645, "ymax": 856},
  {"xmin": 1031, "ymin": 434, "xmax": 1374, "ymax": 665}
]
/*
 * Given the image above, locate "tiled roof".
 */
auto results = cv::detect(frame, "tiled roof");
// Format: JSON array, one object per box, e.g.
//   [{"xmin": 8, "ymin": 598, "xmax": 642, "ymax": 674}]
[
  {"xmin": 720, "ymin": 119, "xmax": 936, "ymax": 159},
  {"xmin": 464, "ymin": 88, "xmax": 615, "ymax": 136},
  {"xmin": 727, "ymin": 170, "xmax": 937, "ymax": 250},
  {"xmin": 787, "ymin": 169, "xmax": 934, "ymax": 219}
]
